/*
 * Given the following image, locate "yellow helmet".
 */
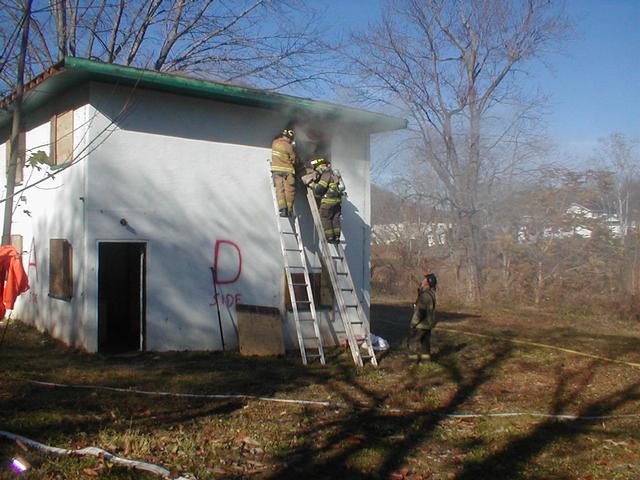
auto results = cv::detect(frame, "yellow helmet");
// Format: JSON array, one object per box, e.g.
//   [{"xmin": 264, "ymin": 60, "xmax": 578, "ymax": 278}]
[
  {"xmin": 310, "ymin": 157, "xmax": 328, "ymax": 167},
  {"xmin": 282, "ymin": 129, "xmax": 295, "ymax": 140}
]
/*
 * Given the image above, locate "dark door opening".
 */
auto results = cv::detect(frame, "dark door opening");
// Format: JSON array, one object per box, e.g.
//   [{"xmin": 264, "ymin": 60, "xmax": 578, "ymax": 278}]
[{"xmin": 98, "ymin": 242, "xmax": 146, "ymax": 354}]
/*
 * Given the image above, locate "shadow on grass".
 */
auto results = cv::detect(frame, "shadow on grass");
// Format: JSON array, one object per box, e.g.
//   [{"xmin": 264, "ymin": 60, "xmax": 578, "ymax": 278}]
[
  {"xmin": 531, "ymin": 327, "xmax": 640, "ymax": 362},
  {"xmin": 265, "ymin": 343, "xmax": 514, "ymax": 480},
  {"xmin": 263, "ymin": 325, "xmax": 640, "ymax": 480},
  {"xmin": 370, "ymin": 303, "xmax": 481, "ymax": 349},
  {"xmin": 454, "ymin": 362, "xmax": 640, "ymax": 480},
  {"xmin": 0, "ymin": 321, "xmax": 336, "ymax": 442},
  {"xmin": 1, "ymin": 313, "xmax": 638, "ymax": 480}
]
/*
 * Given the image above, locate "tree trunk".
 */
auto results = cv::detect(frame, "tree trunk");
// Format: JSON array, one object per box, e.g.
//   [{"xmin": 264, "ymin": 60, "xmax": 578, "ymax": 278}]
[
  {"xmin": 534, "ymin": 260, "xmax": 543, "ymax": 305},
  {"xmin": 458, "ymin": 209, "xmax": 481, "ymax": 303},
  {"xmin": 626, "ymin": 231, "xmax": 640, "ymax": 296},
  {"xmin": 501, "ymin": 251, "xmax": 510, "ymax": 293},
  {"xmin": 2, "ymin": 0, "xmax": 32, "ymax": 246},
  {"xmin": 51, "ymin": 0, "xmax": 67, "ymax": 59}
]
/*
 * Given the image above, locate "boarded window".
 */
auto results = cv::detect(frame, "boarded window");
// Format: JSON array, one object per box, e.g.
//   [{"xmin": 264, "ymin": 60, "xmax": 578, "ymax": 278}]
[
  {"xmin": 5, "ymin": 132, "xmax": 26, "ymax": 184},
  {"xmin": 285, "ymin": 267, "xmax": 334, "ymax": 311},
  {"xmin": 50, "ymin": 110, "xmax": 74, "ymax": 165},
  {"xmin": 49, "ymin": 239, "xmax": 72, "ymax": 300}
]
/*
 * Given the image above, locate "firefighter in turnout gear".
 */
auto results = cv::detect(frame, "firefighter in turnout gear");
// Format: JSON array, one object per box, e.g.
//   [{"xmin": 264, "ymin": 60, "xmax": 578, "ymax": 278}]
[
  {"xmin": 305, "ymin": 156, "xmax": 345, "ymax": 244},
  {"xmin": 271, "ymin": 128, "xmax": 297, "ymax": 217},
  {"xmin": 408, "ymin": 273, "xmax": 437, "ymax": 362}
]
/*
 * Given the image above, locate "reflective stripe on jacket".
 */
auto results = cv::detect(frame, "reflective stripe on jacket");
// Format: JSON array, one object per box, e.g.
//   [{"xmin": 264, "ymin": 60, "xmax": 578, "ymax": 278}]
[
  {"xmin": 312, "ymin": 169, "xmax": 343, "ymax": 205},
  {"xmin": 271, "ymin": 138, "xmax": 296, "ymax": 174},
  {"xmin": 411, "ymin": 288, "xmax": 436, "ymax": 330}
]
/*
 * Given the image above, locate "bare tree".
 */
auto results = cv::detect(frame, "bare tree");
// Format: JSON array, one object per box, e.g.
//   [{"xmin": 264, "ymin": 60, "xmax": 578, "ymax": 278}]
[
  {"xmin": 0, "ymin": 0, "xmax": 334, "ymax": 247},
  {"xmin": 591, "ymin": 134, "xmax": 640, "ymax": 299},
  {"xmin": 344, "ymin": 0, "xmax": 569, "ymax": 302},
  {"xmin": 593, "ymin": 133, "xmax": 639, "ymax": 238},
  {"xmin": 2, "ymin": 0, "xmax": 32, "ymax": 245},
  {"xmin": 0, "ymin": 0, "xmax": 330, "ymax": 95}
]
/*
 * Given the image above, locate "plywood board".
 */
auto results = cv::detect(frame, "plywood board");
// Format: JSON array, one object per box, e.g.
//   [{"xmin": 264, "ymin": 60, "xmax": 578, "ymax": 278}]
[{"xmin": 237, "ymin": 305, "xmax": 284, "ymax": 356}]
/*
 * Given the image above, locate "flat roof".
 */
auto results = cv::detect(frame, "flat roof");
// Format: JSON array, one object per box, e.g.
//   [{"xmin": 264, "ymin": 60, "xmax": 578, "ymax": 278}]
[{"xmin": 0, "ymin": 57, "xmax": 406, "ymax": 134}]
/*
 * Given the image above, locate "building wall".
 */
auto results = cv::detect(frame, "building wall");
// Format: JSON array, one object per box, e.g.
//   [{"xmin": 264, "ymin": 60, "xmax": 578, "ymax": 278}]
[
  {"xmin": 293, "ymin": 128, "xmax": 372, "ymax": 341},
  {"xmin": 1, "ymin": 88, "xmax": 91, "ymax": 347},
  {"xmin": 2, "ymin": 81, "xmax": 373, "ymax": 353},
  {"xmin": 332, "ymin": 128, "xmax": 372, "ymax": 321},
  {"xmin": 82, "ymin": 82, "xmax": 372, "ymax": 352}
]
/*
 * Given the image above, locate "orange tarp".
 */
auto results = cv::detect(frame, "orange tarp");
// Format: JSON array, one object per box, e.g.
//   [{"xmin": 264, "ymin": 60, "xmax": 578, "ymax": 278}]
[{"xmin": 0, "ymin": 245, "xmax": 29, "ymax": 318}]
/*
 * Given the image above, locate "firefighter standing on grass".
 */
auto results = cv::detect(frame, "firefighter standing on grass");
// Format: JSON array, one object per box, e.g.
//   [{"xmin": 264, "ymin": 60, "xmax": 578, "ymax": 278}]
[
  {"xmin": 408, "ymin": 273, "xmax": 437, "ymax": 361},
  {"xmin": 305, "ymin": 156, "xmax": 345, "ymax": 244},
  {"xmin": 271, "ymin": 127, "xmax": 297, "ymax": 217}
]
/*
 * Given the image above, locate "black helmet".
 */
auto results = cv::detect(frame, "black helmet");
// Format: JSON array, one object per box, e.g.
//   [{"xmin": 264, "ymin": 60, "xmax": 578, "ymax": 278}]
[{"xmin": 426, "ymin": 273, "xmax": 437, "ymax": 290}]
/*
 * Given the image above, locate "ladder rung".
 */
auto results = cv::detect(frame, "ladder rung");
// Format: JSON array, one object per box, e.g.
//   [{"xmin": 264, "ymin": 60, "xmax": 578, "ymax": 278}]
[
  {"xmin": 349, "ymin": 321, "xmax": 364, "ymax": 325},
  {"xmin": 331, "ymin": 255, "xmax": 343, "ymax": 260},
  {"xmin": 341, "ymin": 288, "xmax": 353, "ymax": 292},
  {"xmin": 345, "ymin": 304, "xmax": 359, "ymax": 308},
  {"xmin": 273, "ymin": 183, "xmax": 328, "ymax": 368}
]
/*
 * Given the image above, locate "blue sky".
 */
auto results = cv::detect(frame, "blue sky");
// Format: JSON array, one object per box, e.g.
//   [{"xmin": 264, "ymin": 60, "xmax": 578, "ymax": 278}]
[
  {"xmin": 318, "ymin": 0, "xmax": 640, "ymax": 163},
  {"xmin": 538, "ymin": 0, "xmax": 640, "ymax": 158}
]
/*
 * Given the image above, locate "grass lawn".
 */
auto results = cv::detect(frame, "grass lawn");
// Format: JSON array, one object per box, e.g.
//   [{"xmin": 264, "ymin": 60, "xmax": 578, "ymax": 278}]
[{"xmin": 0, "ymin": 303, "xmax": 638, "ymax": 479}]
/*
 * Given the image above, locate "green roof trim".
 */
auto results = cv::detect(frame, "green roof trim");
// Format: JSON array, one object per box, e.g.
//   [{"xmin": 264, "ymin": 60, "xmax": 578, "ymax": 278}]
[{"xmin": 0, "ymin": 57, "xmax": 406, "ymax": 133}]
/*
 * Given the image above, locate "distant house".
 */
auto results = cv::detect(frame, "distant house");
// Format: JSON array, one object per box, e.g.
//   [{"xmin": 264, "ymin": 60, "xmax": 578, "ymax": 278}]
[
  {"xmin": 0, "ymin": 57, "xmax": 405, "ymax": 353},
  {"xmin": 565, "ymin": 203, "xmax": 623, "ymax": 238},
  {"xmin": 372, "ymin": 222, "xmax": 450, "ymax": 247},
  {"xmin": 517, "ymin": 203, "xmax": 627, "ymax": 242}
]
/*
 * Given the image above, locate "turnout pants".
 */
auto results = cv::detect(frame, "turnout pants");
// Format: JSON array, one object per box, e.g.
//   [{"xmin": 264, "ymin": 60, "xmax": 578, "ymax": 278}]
[
  {"xmin": 320, "ymin": 203, "xmax": 341, "ymax": 240},
  {"xmin": 408, "ymin": 304, "xmax": 436, "ymax": 356},
  {"xmin": 408, "ymin": 327, "xmax": 432, "ymax": 356},
  {"xmin": 273, "ymin": 172, "xmax": 296, "ymax": 211}
]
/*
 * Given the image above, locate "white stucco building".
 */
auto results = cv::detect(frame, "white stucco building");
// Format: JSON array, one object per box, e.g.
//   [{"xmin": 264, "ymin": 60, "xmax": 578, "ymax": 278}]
[{"xmin": 0, "ymin": 57, "xmax": 405, "ymax": 354}]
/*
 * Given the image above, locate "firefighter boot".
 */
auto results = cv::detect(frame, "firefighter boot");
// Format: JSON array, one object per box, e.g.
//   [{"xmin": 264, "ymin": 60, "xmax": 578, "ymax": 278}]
[{"xmin": 279, "ymin": 208, "xmax": 288, "ymax": 217}]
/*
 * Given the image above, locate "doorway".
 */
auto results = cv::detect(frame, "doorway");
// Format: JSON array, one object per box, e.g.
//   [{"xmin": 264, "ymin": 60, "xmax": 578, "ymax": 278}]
[{"xmin": 98, "ymin": 242, "xmax": 146, "ymax": 354}]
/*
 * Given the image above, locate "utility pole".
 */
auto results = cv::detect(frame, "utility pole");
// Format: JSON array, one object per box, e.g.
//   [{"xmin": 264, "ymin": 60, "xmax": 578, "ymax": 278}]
[{"xmin": 2, "ymin": 0, "xmax": 33, "ymax": 246}]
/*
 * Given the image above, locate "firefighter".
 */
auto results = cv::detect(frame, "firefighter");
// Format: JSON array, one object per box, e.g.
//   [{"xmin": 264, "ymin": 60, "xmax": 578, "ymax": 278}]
[
  {"xmin": 306, "ymin": 156, "xmax": 345, "ymax": 244},
  {"xmin": 408, "ymin": 273, "xmax": 437, "ymax": 361},
  {"xmin": 271, "ymin": 127, "xmax": 297, "ymax": 217}
]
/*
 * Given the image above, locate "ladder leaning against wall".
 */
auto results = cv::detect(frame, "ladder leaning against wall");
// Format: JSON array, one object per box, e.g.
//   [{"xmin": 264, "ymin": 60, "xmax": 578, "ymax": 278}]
[
  {"xmin": 305, "ymin": 188, "xmax": 378, "ymax": 368},
  {"xmin": 268, "ymin": 162, "xmax": 325, "ymax": 365}
]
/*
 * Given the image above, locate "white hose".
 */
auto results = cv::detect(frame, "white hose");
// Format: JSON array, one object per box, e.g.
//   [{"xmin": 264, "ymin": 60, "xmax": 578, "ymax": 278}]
[
  {"xmin": 30, "ymin": 380, "xmax": 338, "ymax": 407},
  {"xmin": 30, "ymin": 380, "xmax": 639, "ymax": 420},
  {"xmin": 0, "ymin": 431, "xmax": 192, "ymax": 480}
]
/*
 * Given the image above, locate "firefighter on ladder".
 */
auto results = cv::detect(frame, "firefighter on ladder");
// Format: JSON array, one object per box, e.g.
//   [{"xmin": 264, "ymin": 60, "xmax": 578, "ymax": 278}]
[
  {"xmin": 271, "ymin": 127, "xmax": 297, "ymax": 217},
  {"xmin": 304, "ymin": 155, "xmax": 345, "ymax": 244}
]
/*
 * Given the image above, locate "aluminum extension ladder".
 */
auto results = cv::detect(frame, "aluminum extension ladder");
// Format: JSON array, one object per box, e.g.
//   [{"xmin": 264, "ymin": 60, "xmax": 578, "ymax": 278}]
[
  {"xmin": 269, "ymin": 168, "xmax": 325, "ymax": 365},
  {"xmin": 305, "ymin": 188, "xmax": 378, "ymax": 367}
]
